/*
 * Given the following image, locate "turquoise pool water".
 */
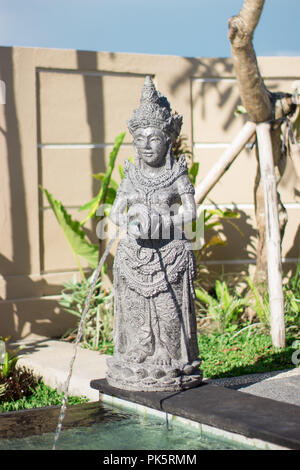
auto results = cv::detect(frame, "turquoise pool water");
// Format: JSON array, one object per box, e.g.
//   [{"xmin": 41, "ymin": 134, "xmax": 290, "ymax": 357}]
[{"xmin": 0, "ymin": 401, "xmax": 254, "ymax": 450}]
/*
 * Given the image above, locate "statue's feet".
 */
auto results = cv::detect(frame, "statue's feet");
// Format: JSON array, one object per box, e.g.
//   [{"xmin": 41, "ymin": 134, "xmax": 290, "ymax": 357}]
[
  {"xmin": 153, "ymin": 349, "xmax": 171, "ymax": 366},
  {"xmin": 127, "ymin": 349, "xmax": 148, "ymax": 364}
]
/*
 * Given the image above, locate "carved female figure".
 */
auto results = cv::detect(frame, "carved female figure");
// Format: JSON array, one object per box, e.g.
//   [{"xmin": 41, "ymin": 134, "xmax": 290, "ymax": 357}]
[{"xmin": 106, "ymin": 76, "xmax": 202, "ymax": 391}]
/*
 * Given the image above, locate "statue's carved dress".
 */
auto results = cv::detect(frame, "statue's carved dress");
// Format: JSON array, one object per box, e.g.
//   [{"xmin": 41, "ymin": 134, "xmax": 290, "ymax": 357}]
[{"xmin": 106, "ymin": 77, "xmax": 202, "ymax": 391}]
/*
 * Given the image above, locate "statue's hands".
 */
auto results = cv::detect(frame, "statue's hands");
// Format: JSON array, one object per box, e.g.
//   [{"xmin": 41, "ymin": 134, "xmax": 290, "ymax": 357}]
[
  {"xmin": 149, "ymin": 208, "xmax": 161, "ymax": 239},
  {"xmin": 127, "ymin": 204, "xmax": 150, "ymax": 239},
  {"xmin": 127, "ymin": 205, "xmax": 165, "ymax": 239},
  {"xmin": 128, "ymin": 220, "xmax": 142, "ymax": 238}
]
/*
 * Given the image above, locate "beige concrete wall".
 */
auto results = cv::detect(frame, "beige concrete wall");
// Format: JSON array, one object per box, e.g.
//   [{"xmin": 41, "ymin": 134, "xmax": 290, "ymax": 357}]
[{"xmin": 0, "ymin": 46, "xmax": 299, "ymax": 339}]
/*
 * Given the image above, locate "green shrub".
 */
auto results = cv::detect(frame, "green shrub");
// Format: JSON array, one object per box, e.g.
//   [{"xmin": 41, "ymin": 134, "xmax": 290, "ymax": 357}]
[
  {"xmin": 0, "ymin": 381, "xmax": 88, "ymax": 412},
  {"xmin": 60, "ymin": 273, "xmax": 114, "ymax": 353},
  {"xmin": 0, "ymin": 366, "xmax": 41, "ymax": 403},
  {"xmin": 0, "ymin": 336, "xmax": 24, "ymax": 378},
  {"xmin": 284, "ymin": 258, "xmax": 300, "ymax": 336},
  {"xmin": 246, "ymin": 277, "xmax": 270, "ymax": 329},
  {"xmin": 195, "ymin": 280, "xmax": 248, "ymax": 334}
]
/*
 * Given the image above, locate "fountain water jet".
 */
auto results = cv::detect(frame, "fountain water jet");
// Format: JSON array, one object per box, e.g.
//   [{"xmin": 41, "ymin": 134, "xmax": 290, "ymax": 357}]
[{"xmin": 52, "ymin": 225, "xmax": 125, "ymax": 450}]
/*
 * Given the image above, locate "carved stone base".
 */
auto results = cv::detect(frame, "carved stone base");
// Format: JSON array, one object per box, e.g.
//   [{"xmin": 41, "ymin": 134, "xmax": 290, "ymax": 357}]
[{"xmin": 106, "ymin": 356, "xmax": 203, "ymax": 392}]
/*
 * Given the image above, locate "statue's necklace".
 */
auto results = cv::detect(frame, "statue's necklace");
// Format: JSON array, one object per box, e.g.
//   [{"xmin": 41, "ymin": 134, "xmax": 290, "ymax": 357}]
[{"xmin": 132, "ymin": 165, "xmax": 176, "ymax": 190}]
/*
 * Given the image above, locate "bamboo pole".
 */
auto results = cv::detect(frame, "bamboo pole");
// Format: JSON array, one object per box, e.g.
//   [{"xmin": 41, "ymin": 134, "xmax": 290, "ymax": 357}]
[
  {"xmin": 194, "ymin": 121, "xmax": 257, "ymax": 204},
  {"xmin": 256, "ymin": 122, "xmax": 286, "ymax": 348}
]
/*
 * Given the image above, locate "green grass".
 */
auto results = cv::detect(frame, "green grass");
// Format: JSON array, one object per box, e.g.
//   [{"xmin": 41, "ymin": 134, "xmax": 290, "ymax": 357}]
[
  {"xmin": 97, "ymin": 328, "xmax": 299, "ymax": 379},
  {"xmin": 198, "ymin": 330, "xmax": 299, "ymax": 379},
  {"xmin": 0, "ymin": 382, "xmax": 89, "ymax": 413}
]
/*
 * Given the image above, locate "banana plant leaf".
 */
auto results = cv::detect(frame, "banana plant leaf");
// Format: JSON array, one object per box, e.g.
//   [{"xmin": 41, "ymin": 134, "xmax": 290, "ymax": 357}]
[
  {"xmin": 202, "ymin": 234, "xmax": 227, "ymax": 250},
  {"xmin": 79, "ymin": 131, "xmax": 126, "ymax": 226},
  {"xmin": 91, "ymin": 173, "xmax": 119, "ymax": 192},
  {"xmin": 118, "ymin": 164, "xmax": 125, "ymax": 180},
  {"xmin": 41, "ymin": 187, "xmax": 98, "ymax": 270},
  {"xmin": 188, "ymin": 162, "xmax": 199, "ymax": 185}
]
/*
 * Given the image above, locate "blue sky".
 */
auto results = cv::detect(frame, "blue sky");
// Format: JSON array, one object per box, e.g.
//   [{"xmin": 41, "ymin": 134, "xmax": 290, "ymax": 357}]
[{"xmin": 0, "ymin": 0, "xmax": 299, "ymax": 58}]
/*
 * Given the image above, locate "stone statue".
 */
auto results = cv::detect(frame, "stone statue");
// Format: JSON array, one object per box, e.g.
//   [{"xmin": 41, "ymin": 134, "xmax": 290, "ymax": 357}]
[{"xmin": 106, "ymin": 76, "xmax": 202, "ymax": 391}]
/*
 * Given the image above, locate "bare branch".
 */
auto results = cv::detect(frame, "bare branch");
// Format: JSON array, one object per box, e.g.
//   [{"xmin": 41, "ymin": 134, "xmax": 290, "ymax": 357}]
[
  {"xmin": 239, "ymin": 0, "xmax": 265, "ymax": 35},
  {"xmin": 228, "ymin": 0, "xmax": 272, "ymax": 122}
]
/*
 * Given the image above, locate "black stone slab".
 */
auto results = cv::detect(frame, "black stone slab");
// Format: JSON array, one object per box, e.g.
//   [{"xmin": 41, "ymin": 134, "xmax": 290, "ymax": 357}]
[{"xmin": 90, "ymin": 378, "xmax": 300, "ymax": 450}]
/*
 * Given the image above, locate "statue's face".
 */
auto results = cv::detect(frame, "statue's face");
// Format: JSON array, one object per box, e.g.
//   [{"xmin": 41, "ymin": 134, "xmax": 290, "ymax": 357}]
[{"xmin": 133, "ymin": 127, "xmax": 168, "ymax": 167}]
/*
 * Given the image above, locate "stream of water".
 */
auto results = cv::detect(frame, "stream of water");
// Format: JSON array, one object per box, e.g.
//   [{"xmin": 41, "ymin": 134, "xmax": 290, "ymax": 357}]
[{"xmin": 52, "ymin": 226, "xmax": 124, "ymax": 450}]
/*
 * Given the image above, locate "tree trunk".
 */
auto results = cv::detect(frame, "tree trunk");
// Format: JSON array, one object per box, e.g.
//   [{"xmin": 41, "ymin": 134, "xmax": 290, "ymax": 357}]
[{"xmin": 228, "ymin": 0, "xmax": 295, "ymax": 283}]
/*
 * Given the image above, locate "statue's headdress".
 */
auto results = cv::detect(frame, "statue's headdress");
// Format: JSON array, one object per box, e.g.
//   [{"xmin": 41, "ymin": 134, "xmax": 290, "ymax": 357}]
[{"xmin": 127, "ymin": 76, "xmax": 182, "ymax": 141}]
